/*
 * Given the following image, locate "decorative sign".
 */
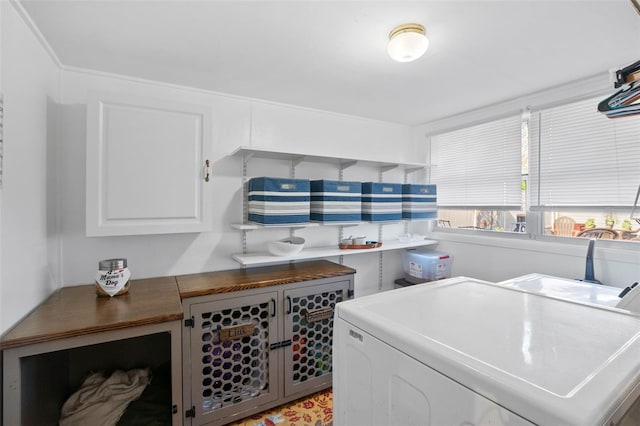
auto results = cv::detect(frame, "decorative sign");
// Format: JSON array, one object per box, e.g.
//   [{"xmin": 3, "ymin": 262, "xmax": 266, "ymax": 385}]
[
  {"xmin": 219, "ymin": 323, "xmax": 255, "ymax": 341},
  {"xmin": 306, "ymin": 306, "xmax": 333, "ymax": 323}
]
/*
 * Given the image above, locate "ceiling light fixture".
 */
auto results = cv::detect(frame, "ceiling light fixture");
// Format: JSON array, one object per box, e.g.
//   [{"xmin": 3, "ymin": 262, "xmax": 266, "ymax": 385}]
[{"xmin": 388, "ymin": 23, "xmax": 429, "ymax": 62}]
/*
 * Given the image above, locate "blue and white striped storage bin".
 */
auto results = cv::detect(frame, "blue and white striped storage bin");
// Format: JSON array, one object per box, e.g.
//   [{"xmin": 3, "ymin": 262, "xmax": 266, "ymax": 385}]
[
  {"xmin": 402, "ymin": 184, "xmax": 437, "ymax": 220},
  {"xmin": 247, "ymin": 177, "xmax": 310, "ymax": 225},
  {"xmin": 310, "ymin": 180, "xmax": 361, "ymax": 223},
  {"xmin": 361, "ymin": 182, "xmax": 402, "ymax": 222}
]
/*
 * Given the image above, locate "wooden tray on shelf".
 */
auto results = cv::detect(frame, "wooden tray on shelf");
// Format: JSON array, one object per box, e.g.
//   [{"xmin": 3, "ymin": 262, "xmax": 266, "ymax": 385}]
[{"xmin": 338, "ymin": 242, "xmax": 382, "ymax": 250}]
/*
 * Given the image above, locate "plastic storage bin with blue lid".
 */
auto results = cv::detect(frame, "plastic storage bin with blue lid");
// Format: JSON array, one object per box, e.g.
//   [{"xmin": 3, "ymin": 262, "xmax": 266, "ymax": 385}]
[{"xmin": 401, "ymin": 248, "xmax": 453, "ymax": 284}]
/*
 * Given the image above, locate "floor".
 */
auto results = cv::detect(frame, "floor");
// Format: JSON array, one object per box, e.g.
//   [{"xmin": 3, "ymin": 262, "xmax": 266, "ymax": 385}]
[{"xmin": 229, "ymin": 389, "xmax": 333, "ymax": 426}]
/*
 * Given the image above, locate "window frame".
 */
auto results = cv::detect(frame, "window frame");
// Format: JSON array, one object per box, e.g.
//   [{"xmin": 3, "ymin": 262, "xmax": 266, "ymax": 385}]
[{"xmin": 429, "ymin": 100, "xmax": 640, "ymax": 250}]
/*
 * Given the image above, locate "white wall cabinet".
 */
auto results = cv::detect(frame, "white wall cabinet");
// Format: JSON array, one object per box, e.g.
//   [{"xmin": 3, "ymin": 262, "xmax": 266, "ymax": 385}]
[{"xmin": 86, "ymin": 92, "xmax": 213, "ymax": 236}]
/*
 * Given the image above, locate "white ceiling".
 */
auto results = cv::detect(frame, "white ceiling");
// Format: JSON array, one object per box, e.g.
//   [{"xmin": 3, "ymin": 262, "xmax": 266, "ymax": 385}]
[{"xmin": 20, "ymin": 0, "xmax": 640, "ymax": 125}]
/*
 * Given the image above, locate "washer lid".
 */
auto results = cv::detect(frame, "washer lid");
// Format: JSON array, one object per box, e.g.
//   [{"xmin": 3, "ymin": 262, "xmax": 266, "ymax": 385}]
[
  {"xmin": 336, "ymin": 277, "xmax": 640, "ymax": 425},
  {"xmin": 498, "ymin": 273, "xmax": 622, "ymax": 307}
]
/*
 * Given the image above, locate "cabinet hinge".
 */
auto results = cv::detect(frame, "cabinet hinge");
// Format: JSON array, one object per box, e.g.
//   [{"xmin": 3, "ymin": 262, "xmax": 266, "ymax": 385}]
[
  {"xmin": 172, "ymin": 404, "xmax": 178, "ymax": 414},
  {"xmin": 348, "ymin": 289, "xmax": 355, "ymax": 298},
  {"xmin": 184, "ymin": 316, "xmax": 195, "ymax": 328},
  {"xmin": 269, "ymin": 339, "xmax": 292, "ymax": 350},
  {"xmin": 185, "ymin": 406, "xmax": 196, "ymax": 418}
]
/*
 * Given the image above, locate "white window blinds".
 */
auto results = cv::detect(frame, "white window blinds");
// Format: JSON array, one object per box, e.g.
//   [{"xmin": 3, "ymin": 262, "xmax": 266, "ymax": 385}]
[
  {"xmin": 430, "ymin": 114, "xmax": 522, "ymax": 207},
  {"xmin": 530, "ymin": 96, "xmax": 640, "ymax": 208}
]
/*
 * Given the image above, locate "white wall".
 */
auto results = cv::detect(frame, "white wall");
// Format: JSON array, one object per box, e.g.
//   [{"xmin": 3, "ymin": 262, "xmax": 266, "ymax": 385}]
[
  {"xmin": 428, "ymin": 232, "xmax": 640, "ymax": 288},
  {"xmin": 0, "ymin": 1, "xmax": 62, "ymax": 334},
  {"xmin": 58, "ymin": 68, "xmax": 417, "ymax": 298}
]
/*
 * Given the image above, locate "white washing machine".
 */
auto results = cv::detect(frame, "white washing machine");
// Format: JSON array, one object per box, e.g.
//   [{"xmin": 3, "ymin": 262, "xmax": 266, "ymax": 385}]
[
  {"xmin": 498, "ymin": 273, "xmax": 640, "ymax": 313},
  {"xmin": 333, "ymin": 277, "xmax": 640, "ymax": 425}
]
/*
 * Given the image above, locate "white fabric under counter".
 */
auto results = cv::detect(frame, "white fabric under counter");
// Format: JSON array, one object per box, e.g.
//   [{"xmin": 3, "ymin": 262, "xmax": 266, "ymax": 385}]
[{"xmin": 334, "ymin": 276, "xmax": 640, "ymax": 425}]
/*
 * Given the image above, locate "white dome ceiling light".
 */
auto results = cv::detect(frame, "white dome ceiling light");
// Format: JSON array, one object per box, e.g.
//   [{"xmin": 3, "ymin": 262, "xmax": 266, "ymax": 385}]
[{"xmin": 388, "ymin": 23, "xmax": 429, "ymax": 62}]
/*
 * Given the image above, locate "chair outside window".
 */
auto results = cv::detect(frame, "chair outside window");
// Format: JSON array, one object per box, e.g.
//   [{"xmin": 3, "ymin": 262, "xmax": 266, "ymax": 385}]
[
  {"xmin": 619, "ymin": 227, "xmax": 639, "ymax": 240},
  {"xmin": 554, "ymin": 216, "xmax": 576, "ymax": 237},
  {"xmin": 576, "ymin": 228, "xmax": 620, "ymax": 239}
]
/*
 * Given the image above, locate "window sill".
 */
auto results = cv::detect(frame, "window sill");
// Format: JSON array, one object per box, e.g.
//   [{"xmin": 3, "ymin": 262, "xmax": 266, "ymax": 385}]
[{"xmin": 428, "ymin": 229, "xmax": 640, "ymax": 265}]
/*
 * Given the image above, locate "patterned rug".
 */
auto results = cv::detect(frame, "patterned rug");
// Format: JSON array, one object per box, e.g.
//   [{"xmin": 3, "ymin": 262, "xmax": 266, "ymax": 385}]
[{"xmin": 229, "ymin": 388, "xmax": 333, "ymax": 426}]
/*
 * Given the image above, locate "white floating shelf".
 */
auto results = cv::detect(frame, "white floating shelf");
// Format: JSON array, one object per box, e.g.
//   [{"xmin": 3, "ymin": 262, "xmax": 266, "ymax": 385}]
[
  {"xmin": 231, "ymin": 146, "xmax": 431, "ymax": 171},
  {"xmin": 232, "ymin": 239, "xmax": 438, "ymax": 267},
  {"xmin": 231, "ymin": 223, "xmax": 320, "ymax": 230},
  {"xmin": 231, "ymin": 220, "xmax": 423, "ymax": 231}
]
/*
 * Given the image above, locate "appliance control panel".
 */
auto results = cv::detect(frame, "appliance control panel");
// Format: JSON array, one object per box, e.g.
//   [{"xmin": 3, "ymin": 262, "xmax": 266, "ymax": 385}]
[{"xmin": 617, "ymin": 282, "xmax": 640, "ymax": 313}]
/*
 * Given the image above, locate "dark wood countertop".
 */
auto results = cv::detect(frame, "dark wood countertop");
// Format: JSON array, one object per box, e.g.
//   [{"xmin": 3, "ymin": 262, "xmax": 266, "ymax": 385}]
[
  {"xmin": 0, "ymin": 276, "xmax": 183, "ymax": 350},
  {"xmin": 0, "ymin": 260, "xmax": 356, "ymax": 350},
  {"xmin": 177, "ymin": 260, "xmax": 356, "ymax": 299}
]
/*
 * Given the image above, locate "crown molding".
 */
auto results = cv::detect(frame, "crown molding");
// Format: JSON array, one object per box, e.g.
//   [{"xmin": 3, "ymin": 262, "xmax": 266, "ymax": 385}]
[
  {"xmin": 61, "ymin": 64, "xmax": 409, "ymax": 128},
  {"xmin": 10, "ymin": 0, "xmax": 62, "ymax": 68},
  {"xmin": 417, "ymin": 72, "xmax": 612, "ymax": 137}
]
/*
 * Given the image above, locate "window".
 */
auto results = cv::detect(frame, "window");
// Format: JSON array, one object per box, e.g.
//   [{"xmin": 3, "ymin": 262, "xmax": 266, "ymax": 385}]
[
  {"xmin": 431, "ymin": 114, "xmax": 525, "ymax": 232},
  {"xmin": 529, "ymin": 96, "xmax": 640, "ymax": 242},
  {"xmin": 431, "ymin": 95, "xmax": 640, "ymax": 244}
]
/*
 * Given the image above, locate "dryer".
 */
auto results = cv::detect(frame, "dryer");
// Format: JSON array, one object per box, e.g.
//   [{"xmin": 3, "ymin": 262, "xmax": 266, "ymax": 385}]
[{"xmin": 333, "ymin": 277, "xmax": 640, "ymax": 425}]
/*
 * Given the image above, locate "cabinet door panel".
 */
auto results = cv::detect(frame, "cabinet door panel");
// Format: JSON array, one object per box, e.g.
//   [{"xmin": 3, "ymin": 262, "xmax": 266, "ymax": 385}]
[
  {"xmin": 283, "ymin": 279, "xmax": 350, "ymax": 397},
  {"xmin": 86, "ymin": 93, "xmax": 212, "ymax": 236},
  {"xmin": 187, "ymin": 292, "xmax": 279, "ymax": 425}
]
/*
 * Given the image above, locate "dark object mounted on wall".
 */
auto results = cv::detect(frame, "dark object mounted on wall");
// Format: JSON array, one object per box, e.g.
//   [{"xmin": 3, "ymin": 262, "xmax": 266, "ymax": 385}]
[
  {"xmin": 631, "ymin": 184, "xmax": 640, "ymax": 225},
  {"xmin": 614, "ymin": 59, "xmax": 640, "ymax": 88},
  {"xmin": 576, "ymin": 239, "xmax": 602, "ymax": 285},
  {"xmin": 598, "ymin": 60, "xmax": 640, "ymax": 118}
]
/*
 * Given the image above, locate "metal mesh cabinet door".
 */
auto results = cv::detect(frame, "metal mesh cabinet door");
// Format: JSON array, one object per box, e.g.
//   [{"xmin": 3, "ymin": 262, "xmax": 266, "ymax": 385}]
[
  {"xmin": 283, "ymin": 279, "xmax": 351, "ymax": 398},
  {"xmin": 187, "ymin": 291, "xmax": 279, "ymax": 425}
]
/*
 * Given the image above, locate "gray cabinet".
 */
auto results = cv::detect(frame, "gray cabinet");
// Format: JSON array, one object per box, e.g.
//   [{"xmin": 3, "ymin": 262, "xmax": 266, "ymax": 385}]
[
  {"xmin": 185, "ymin": 290, "xmax": 280, "ymax": 424},
  {"xmin": 3, "ymin": 323, "xmax": 182, "ymax": 426},
  {"xmin": 282, "ymin": 280, "xmax": 349, "ymax": 398},
  {"xmin": 181, "ymin": 273, "xmax": 353, "ymax": 426},
  {"xmin": 0, "ymin": 277, "xmax": 184, "ymax": 426}
]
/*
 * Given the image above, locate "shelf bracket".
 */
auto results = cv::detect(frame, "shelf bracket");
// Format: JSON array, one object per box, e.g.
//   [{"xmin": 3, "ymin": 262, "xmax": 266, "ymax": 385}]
[
  {"xmin": 242, "ymin": 230, "xmax": 248, "ymax": 254},
  {"xmin": 340, "ymin": 160, "xmax": 358, "ymax": 171},
  {"xmin": 289, "ymin": 156, "xmax": 305, "ymax": 179},
  {"xmin": 339, "ymin": 225, "xmax": 346, "ymax": 264},
  {"xmin": 243, "ymin": 152, "xmax": 255, "ymax": 166},
  {"xmin": 241, "ymin": 154, "xmax": 251, "ymax": 253},
  {"xmin": 291, "ymin": 156, "xmax": 306, "ymax": 168},
  {"xmin": 405, "ymin": 166, "xmax": 425, "ymax": 174},
  {"xmin": 378, "ymin": 251, "xmax": 384, "ymax": 290},
  {"xmin": 380, "ymin": 164, "xmax": 399, "ymax": 174}
]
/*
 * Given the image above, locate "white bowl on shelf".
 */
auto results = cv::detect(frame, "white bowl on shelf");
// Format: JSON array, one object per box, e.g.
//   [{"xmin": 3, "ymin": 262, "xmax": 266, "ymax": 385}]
[
  {"xmin": 267, "ymin": 237, "xmax": 306, "ymax": 257},
  {"xmin": 398, "ymin": 233, "xmax": 425, "ymax": 242}
]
